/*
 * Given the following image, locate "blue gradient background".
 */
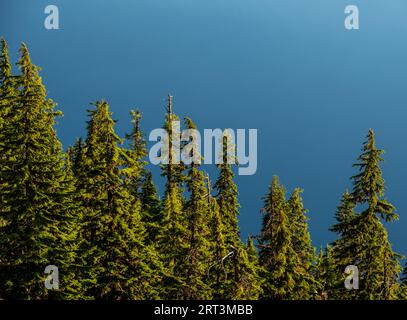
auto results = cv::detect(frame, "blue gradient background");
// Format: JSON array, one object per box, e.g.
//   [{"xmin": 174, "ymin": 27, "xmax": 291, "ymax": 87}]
[{"xmin": 1, "ymin": 0, "xmax": 407, "ymax": 257}]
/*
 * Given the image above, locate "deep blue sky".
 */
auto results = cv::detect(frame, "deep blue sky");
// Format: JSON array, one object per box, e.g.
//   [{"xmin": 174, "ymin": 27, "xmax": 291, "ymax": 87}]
[{"xmin": 2, "ymin": 0, "xmax": 407, "ymax": 257}]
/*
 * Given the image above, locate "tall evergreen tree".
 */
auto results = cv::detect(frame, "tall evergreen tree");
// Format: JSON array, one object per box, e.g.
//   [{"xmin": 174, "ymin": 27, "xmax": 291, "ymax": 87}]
[
  {"xmin": 68, "ymin": 137, "xmax": 86, "ymax": 179},
  {"xmin": 230, "ymin": 237, "xmax": 263, "ymax": 299},
  {"xmin": 0, "ymin": 43, "xmax": 80, "ymax": 299},
  {"xmin": 181, "ymin": 117, "xmax": 212, "ymax": 299},
  {"xmin": 258, "ymin": 176, "xmax": 298, "ymax": 299},
  {"xmin": 346, "ymin": 129, "xmax": 401, "ymax": 299},
  {"xmin": 0, "ymin": 38, "xmax": 15, "ymax": 131},
  {"xmin": 329, "ymin": 190, "xmax": 358, "ymax": 299},
  {"xmin": 314, "ymin": 246, "xmax": 336, "ymax": 300},
  {"xmin": 124, "ymin": 110, "xmax": 146, "ymax": 198},
  {"xmin": 78, "ymin": 100, "xmax": 160, "ymax": 299},
  {"xmin": 156, "ymin": 95, "xmax": 188, "ymax": 299},
  {"xmin": 287, "ymin": 188, "xmax": 316, "ymax": 298},
  {"xmin": 140, "ymin": 171, "xmax": 161, "ymax": 243},
  {"xmin": 206, "ymin": 173, "xmax": 229, "ymax": 299},
  {"xmin": 213, "ymin": 132, "xmax": 242, "ymax": 298},
  {"xmin": 125, "ymin": 110, "xmax": 161, "ymax": 243}
]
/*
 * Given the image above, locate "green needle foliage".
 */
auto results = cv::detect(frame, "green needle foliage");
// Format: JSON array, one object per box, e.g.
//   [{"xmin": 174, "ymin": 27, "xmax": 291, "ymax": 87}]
[
  {"xmin": 206, "ymin": 174, "xmax": 229, "ymax": 299},
  {"xmin": 348, "ymin": 130, "xmax": 402, "ymax": 299},
  {"xmin": 214, "ymin": 133, "xmax": 261, "ymax": 299},
  {"xmin": 77, "ymin": 101, "xmax": 161, "ymax": 299},
  {"xmin": 230, "ymin": 237, "xmax": 263, "ymax": 299},
  {"xmin": 329, "ymin": 191, "xmax": 358, "ymax": 299},
  {"xmin": 314, "ymin": 245, "xmax": 337, "ymax": 300},
  {"xmin": 0, "ymin": 42, "xmax": 79, "ymax": 299},
  {"xmin": 140, "ymin": 171, "xmax": 161, "ymax": 243},
  {"xmin": 258, "ymin": 176, "xmax": 298, "ymax": 299},
  {"xmin": 329, "ymin": 129, "xmax": 402, "ymax": 300},
  {"xmin": 287, "ymin": 188, "xmax": 316, "ymax": 298},
  {"xmin": 1, "ymin": 40, "xmax": 406, "ymax": 300},
  {"xmin": 182, "ymin": 117, "xmax": 212, "ymax": 299},
  {"xmin": 0, "ymin": 38, "xmax": 15, "ymax": 133},
  {"xmin": 157, "ymin": 96, "xmax": 188, "ymax": 299}
]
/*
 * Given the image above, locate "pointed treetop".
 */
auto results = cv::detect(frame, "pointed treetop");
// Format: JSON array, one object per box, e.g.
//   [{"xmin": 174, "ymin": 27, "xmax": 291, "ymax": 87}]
[
  {"xmin": 0, "ymin": 37, "xmax": 12, "ymax": 80},
  {"xmin": 18, "ymin": 42, "xmax": 31, "ymax": 63},
  {"xmin": 167, "ymin": 94, "xmax": 173, "ymax": 115},
  {"xmin": 130, "ymin": 109, "xmax": 142, "ymax": 125}
]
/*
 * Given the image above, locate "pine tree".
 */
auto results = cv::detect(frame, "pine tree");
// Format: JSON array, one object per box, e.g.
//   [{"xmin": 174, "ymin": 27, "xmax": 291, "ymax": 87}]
[
  {"xmin": 258, "ymin": 176, "xmax": 298, "ymax": 299},
  {"xmin": 347, "ymin": 129, "xmax": 401, "ymax": 299},
  {"xmin": 78, "ymin": 100, "xmax": 160, "ymax": 299},
  {"xmin": 0, "ymin": 43, "xmax": 80, "ymax": 299},
  {"xmin": 287, "ymin": 188, "xmax": 316, "ymax": 298}
]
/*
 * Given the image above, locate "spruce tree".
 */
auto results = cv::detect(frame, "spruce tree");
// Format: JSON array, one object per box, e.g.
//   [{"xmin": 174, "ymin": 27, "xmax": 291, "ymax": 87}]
[
  {"xmin": 211, "ymin": 132, "xmax": 263, "ymax": 299},
  {"xmin": 156, "ymin": 95, "xmax": 188, "ymax": 299},
  {"xmin": 181, "ymin": 117, "xmax": 212, "ymax": 299},
  {"xmin": 0, "ymin": 38, "xmax": 15, "ymax": 131},
  {"xmin": 125, "ymin": 110, "xmax": 161, "ymax": 243},
  {"xmin": 347, "ymin": 129, "xmax": 401, "ymax": 299},
  {"xmin": 206, "ymin": 174, "xmax": 229, "ymax": 299},
  {"xmin": 68, "ymin": 137, "xmax": 86, "ymax": 179},
  {"xmin": 314, "ymin": 246, "xmax": 336, "ymax": 300},
  {"xmin": 287, "ymin": 188, "xmax": 316, "ymax": 298},
  {"xmin": 78, "ymin": 100, "xmax": 160, "ymax": 299},
  {"xmin": 0, "ymin": 43, "xmax": 80, "ymax": 299},
  {"xmin": 329, "ymin": 191, "xmax": 358, "ymax": 299},
  {"xmin": 258, "ymin": 176, "xmax": 298, "ymax": 299},
  {"xmin": 0, "ymin": 38, "xmax": 14, "ymax": 263},
  {"xmin": 213, "ymin": 132, "xmax": 242, "ymax": 298},
  {"xmin": 140, "ymin": 171, "xmax": 161, "ymax": 243},
  {"xmin": 230, "ymin": 237, "xmax": 263, "ymax": 299},
  {"xmin": 124, "ymin": 110, "xmax": 146, "ymax": 199}
]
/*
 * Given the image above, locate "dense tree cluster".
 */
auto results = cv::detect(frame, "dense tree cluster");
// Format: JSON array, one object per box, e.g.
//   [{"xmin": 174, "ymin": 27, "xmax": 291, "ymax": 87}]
[{"xmin": 0, "ymin": 40, "xmax": 406, "ymax": 300}]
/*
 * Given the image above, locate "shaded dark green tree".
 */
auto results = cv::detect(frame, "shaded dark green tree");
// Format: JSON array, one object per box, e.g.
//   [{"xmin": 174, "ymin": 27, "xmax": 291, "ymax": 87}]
[
  {"xmin": 400, "ymin": 264, "xmax": 407, "ymax": 299},
  {"xmin": 140, "ymin": 171, "xmax": 161, "ymax": 243},
  {"xmin": 68, "ymin": 137, "xmax": 86, "ymax": 179}
]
